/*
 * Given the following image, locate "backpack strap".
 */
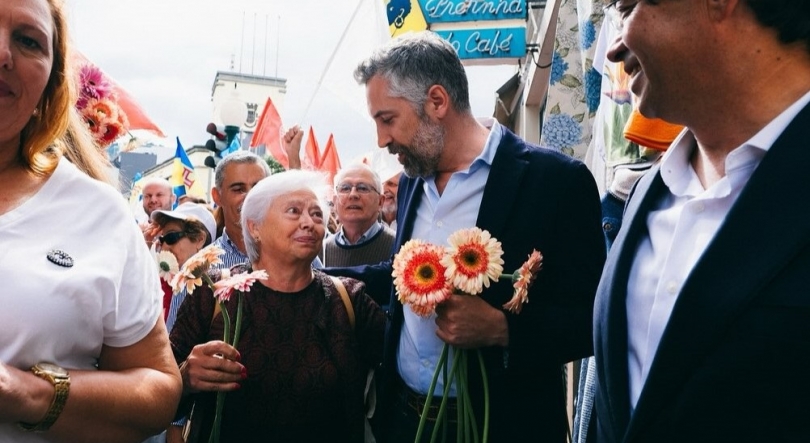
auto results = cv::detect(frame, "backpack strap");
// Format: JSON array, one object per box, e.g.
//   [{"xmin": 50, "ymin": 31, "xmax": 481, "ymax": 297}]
[{"xmin": 330, "ymin": 276, "xmax": 355, "ymax": 330}]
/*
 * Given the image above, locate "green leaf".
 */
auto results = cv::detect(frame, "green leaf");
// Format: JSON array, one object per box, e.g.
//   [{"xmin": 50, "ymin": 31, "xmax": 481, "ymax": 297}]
[
  {"xmin": 551, "ymin": 103, "xmax": 562, "ymax": 114},
  {"xmin": 573, "ymin": 113, "xmax": 585, "ymax": 123},
  {"xmin": 560, "ymin": 74, "xmax": 582, "ymax": 88}
]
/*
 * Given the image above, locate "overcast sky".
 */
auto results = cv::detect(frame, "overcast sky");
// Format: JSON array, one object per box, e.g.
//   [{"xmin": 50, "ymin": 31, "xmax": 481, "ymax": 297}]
[{"xmin": 67, "ymin": 0, "xmax": 517, "ymax": 163}]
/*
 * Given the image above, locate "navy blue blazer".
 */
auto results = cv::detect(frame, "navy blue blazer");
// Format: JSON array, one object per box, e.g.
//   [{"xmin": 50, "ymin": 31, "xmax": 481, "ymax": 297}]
[
  {"xmin": 335, "ymin": 128, "xmax": 605, "ymax": 443},
  {"xmin": 593, "ymin": 103, "xmax": 810, "ymax": 443}
]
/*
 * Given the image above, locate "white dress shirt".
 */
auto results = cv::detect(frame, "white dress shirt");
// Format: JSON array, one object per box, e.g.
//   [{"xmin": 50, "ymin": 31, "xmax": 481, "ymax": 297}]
[{"xmin": 626, "ymin": 91, "xmax": 810, "ymax": 412}]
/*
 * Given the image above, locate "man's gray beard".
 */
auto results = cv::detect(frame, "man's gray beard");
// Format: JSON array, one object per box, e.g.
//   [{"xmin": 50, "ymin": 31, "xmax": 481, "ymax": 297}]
[
  {"xmin": 381, "ymin": 203, "xmax": 396, "ymax": 215},
  {"xmin": 399, "ymin": 118, "xmax": 445, "ymax": 178}
]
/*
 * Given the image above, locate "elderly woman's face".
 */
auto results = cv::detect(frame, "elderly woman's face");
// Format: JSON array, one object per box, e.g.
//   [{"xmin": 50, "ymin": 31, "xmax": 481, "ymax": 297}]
[
  {"xmin": 254, "ymin": 189, "xmax": 326, "ymax": 264},
  {"xmin": 156, "ymin": 220, "xmax": 206, "ymax": 266},
  {"xmin": 0, "ymin": 0, "xmax": 53, "ymax": 147}
]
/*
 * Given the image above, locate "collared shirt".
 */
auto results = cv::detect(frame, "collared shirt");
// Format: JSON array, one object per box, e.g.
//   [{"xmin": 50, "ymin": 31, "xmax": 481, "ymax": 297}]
[
  {"xmin": 335, "ymin": 221, "xmax": 384, "ymax": 246},
  {"xmin": 626, "ymin": 91, "xmax": 810, "ymax": 412},
  {"xmin": 397, "ymin": 121, "xmax": 504, "ymax": 396}
]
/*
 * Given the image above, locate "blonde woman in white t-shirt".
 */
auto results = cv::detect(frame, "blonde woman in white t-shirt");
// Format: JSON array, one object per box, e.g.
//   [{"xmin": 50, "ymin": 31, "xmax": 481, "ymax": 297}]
[{"xmin": 0, "ymin": 1, "xmax": 182, "ymax": 442}]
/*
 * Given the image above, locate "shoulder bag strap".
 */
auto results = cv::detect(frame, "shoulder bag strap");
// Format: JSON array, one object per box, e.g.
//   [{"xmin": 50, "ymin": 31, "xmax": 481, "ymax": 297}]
[{"xmin": 329, "ymin": 275, "xmax": 355, "ymax": 330}]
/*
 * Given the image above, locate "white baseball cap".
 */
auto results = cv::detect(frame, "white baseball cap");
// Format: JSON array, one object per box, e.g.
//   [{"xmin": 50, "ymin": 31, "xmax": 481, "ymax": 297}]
[{"xmin": 151, "ymin": 203, "xmax": 217, "ymax": 242}]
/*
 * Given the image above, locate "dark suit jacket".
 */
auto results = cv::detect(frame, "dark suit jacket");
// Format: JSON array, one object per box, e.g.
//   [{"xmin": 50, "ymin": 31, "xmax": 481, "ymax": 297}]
[
  {"xmin": 335, "ymin": 128, "xmax": 605, "ymax": 442},
  {"xmin": 593, "ymin": 104, "xmax": 810, "ymax": 443}
]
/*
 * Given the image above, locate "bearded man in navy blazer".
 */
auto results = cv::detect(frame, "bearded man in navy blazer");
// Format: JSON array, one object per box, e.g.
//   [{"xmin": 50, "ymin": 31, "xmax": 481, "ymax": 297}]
[
  {"xmin": 337, "ymin": 31, "xmax": 606, "ymax": 443},
  {"xmin": 593, "ymin": 0, "xmax": 810, "ymax": 442}
]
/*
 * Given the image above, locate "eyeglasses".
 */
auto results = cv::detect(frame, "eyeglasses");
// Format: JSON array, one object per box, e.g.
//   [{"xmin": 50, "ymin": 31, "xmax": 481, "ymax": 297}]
[
  {"xmin": 335, "ymin": 183, "xmax": 379, "ymax": 195},
  {"xmin": 157, "ymin": 231, "xmax": 186, "ymax": 246}
]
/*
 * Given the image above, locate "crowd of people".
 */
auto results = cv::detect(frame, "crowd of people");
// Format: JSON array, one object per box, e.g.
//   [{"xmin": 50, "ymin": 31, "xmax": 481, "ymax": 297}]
[{"xmin": 2, "ymin": 0, "xmax": 809, "ymax": 442}]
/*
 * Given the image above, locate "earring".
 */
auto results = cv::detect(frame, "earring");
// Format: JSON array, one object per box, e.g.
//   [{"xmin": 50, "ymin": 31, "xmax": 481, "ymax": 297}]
[
  {"xmin": 32, "ymin": 108, "xmax": 39, "ymax": 117},
  {"xmin": 254, "ymin": 237, "xmax": 261, "ymax": 243}
]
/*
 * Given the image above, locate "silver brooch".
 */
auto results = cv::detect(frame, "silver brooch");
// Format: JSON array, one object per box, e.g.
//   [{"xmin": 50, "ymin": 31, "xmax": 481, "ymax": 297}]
[{"xmin": 47, "ymin": 249, "xmax": 74, "ymax": 268}]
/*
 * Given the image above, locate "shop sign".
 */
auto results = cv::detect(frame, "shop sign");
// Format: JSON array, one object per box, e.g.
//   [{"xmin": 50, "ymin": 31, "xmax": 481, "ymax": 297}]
[
  {"xmin": 420, "ymin": 0, "xmax": 527, "ymax": 23},
  {"xmin": 434, "ymin": 27, "xmax": 526, "ymax": 60}
]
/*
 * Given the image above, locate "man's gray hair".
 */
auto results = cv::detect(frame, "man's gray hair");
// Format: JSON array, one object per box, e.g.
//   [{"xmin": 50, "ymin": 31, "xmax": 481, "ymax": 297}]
[
  {"xmin": 240, "ymin": 169, "xmax": 331, "ymax": 263},
  {"xmin": 354, "ymin": 31, "xmax": 471, "ymax": 115},
  {"xmin": 333, "ymin": 162, "xmax": 382, "ymax": 193},
  {"xmin": 213, "ymin": 151, "xmax": 271, "ymax": 189}
]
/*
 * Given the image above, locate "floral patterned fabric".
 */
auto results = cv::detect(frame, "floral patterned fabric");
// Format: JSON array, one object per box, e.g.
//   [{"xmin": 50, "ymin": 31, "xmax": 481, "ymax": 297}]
[{"xmin": 541, "ymin": 0, "xmax": 608, "ymax": 160}]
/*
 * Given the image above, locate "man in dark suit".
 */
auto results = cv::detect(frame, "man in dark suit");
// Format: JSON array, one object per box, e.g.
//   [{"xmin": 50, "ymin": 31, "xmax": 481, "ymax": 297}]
[
  {"xmin": 339, "ymin": 31, "xmax": 605, "ymax": 443},
  {"xmin": 593, "ymin": 1, "xmax": 810, "ymax": 442}
]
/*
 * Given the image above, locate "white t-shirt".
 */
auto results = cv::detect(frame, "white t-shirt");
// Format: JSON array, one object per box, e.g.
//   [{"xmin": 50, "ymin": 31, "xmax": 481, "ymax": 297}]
[{"xmin": 0, "ymin": 158, "xmax": 161, "ymax": 442}]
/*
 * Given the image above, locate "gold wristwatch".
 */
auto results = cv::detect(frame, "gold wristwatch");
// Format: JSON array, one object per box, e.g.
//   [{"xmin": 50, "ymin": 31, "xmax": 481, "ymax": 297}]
[{"xmin": 18, "ymin": 362, "xmax": 71, "ymax": 432}]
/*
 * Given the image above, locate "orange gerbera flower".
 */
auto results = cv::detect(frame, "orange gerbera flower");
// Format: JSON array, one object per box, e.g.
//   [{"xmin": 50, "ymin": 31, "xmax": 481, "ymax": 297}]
[
  {"xmin": 392, "ymin": 240, "xmax": 451, "ymax": 317},
  {"xmin": 442, "ymin": 227, "xmax": 504, "ymax": 295},
  {"xmin": 502, "ymin": 250, "xmax": 543, "ymax": 314}
]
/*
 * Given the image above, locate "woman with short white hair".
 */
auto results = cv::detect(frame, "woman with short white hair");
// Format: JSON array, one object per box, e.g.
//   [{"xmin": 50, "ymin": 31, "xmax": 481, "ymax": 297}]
[{"xmin": 170, "ymin": 170, "xmax": 385, "ymax": 443}]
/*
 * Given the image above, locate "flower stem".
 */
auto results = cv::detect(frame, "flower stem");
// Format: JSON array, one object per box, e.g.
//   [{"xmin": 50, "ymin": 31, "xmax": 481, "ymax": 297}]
[
  {"xmin": 497, "ymin": 274, "xmax": 514, "ymax": 282},
  {"xmin": 231, "ymin": 293, "xmax": 244, "ymax": 349},
  {"xmin": 460, "ymin": 351, "xmax": 479, "ymax": 443},
  {"xmin": 429, "ymin": 348, "xmax": 462, "ymax": 443},
  {"xmin": 476, "ymin": 350, "xmax": 490, "ymax": 443},
  {"xmin": 415, "ymin": 344, "xmax": 448, "ymax": 443},
  {"xmin": 208, "ymin": 302, "xmax": 231, "ymax": 443}
]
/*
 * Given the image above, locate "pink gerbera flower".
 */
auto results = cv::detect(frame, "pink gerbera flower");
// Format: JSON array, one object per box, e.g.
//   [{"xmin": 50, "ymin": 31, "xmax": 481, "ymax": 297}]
[
  {"xmin": 212, "ymin": 270, "xmax": 269, "ymax": 302},
  {"xmin": 77, "ymin": 64, "xmax": 114, "ymax": 108},
  {"xmin": 442, "ymin": 227, "xmax": 504, "ymax": 296}
]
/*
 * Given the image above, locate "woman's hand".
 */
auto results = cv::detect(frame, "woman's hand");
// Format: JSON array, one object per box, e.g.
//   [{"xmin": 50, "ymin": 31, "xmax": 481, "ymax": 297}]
[
  {"xmin": 180, "ymin": 340, "xmax": 245, "ymax": 394},
  {"xmin": 0, "ymin": 361, "xmax": 53, "ymax": 424}
]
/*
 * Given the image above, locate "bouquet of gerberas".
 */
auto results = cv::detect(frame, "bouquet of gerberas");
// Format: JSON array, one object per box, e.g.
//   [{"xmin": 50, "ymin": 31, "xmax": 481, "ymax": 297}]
[
  {"xmin": 170, "ymin": 245, "xmax": 268, "ymax": 443},
  {"xmin": 75, "ymin": 64, "xmax": 129, "ymax": 148},
  {"xmin": 392, "ymin": 227, "xmax": 542, "ymax": 443}
]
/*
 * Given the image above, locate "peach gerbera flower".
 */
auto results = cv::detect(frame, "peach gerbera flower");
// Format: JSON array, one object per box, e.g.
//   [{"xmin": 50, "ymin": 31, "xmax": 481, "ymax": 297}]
[
  {"xmin": 392, "ymin": 240, "xmax": 451, "ymax": 317},
  {"xmin": 171, "ymin": 245, "xmax": 225, "ymax": 293},
  {"xmin": 502, "ymin": 250, "xmax": 543, "ymax": 314},
  {"xmin": 442, "ymin": 227, "xmax": 504, "ymax": 296},
  {"xmin": 213, "ymin": 270, "xmax": 269, "ymax": 302}
]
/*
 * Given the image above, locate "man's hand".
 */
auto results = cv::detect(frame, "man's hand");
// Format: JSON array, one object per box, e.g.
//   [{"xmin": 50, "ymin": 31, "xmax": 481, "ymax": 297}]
[
  {"xmin": 140, "ymin": 221, "xmax": 159, "ymax": 248},
  {"xmin": 180, "ymin": 341, "xmax": 244, "ymax": 394},
  {"xmin": 434, "ymin": 294, "xmax": 509, "ymax": 348},
  {"xmin": 282, "ymin": 125, "xmax": 304, "ymax": 170}
]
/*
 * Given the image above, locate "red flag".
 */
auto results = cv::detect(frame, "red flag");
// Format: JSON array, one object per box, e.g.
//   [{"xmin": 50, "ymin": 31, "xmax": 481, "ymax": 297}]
[
  {"xmin": 302, "ymin": 126, "xmax": 322, "ymax": 170},
  {"xmin": 72, "ymin": 52, "xmax": 165, "ymax": 137},
  {"xmin": 250, "ymin": 97, "xmax": 288, "ymax": 168},
  {"xmin": 319, "ymin": 134, "xmax": 341, "ymax": 186}
]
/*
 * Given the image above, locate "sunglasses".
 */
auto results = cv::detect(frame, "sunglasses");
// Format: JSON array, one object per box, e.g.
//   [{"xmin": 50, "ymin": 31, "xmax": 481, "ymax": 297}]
[{"xmin": 157, "ymin": 231, "xmax": 187, "ymax": 246}]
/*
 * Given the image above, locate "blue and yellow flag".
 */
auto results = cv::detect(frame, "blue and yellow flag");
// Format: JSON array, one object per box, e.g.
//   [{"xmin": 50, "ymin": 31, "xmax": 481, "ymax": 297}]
[{"xmin": 170, "ymin": 137, "xmax": 204, "ymax": 206}]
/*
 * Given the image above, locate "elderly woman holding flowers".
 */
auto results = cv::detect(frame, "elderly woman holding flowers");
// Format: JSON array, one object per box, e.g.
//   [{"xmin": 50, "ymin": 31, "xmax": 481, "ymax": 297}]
[{"xmin": 169, "ymin": 169, "xmax": 386, "ymax": 443}]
